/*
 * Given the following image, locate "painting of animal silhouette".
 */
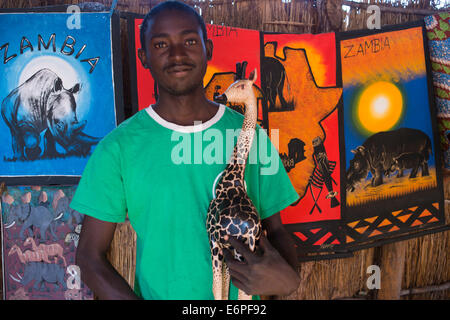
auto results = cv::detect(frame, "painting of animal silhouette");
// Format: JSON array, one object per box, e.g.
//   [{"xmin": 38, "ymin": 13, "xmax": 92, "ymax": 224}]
[
  {"xmin": 262, "ymin": 54, "xmax": 293, "ymax": 111},
  {"xmin": 346, "ymin": 128, "xmax": 432, "ymax": 192}
]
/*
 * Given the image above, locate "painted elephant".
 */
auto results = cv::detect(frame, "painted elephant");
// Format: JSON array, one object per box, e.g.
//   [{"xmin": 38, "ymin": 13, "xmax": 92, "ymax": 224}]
[
  {"xmin": 262, "ymin": 56, "xmax": 292, "ymax": 111},
  {"xmin": 3, "ymin": 202, "xmax": 62, "ymax": 240},
  {"xmin": 3, "ymin": 202, "xmax": 29, "ymax": 230},
  {"xmin": 54, "ymin": 195, "xmax": 84, "ymax": 231},
  {"xmin": 1, "ymin": 68, "xmax": 100, "ymax": 161},
  {"xmin": 10, "ymin": 262, "xmax": 66, "ymax": 292}
]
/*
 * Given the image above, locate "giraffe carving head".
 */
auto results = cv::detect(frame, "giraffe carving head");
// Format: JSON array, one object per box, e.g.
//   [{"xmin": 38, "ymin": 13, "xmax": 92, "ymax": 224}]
[{"xmin": 215, "ymin": 68, "xmax": 257, "ymax": 105}]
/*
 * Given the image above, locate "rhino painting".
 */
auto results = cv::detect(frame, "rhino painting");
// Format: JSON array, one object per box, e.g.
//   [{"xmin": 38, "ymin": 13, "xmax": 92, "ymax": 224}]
[
  {"xmin": 1, "ymin": 68, "xmax": 100, "ymax": 161},
  {"xmin": 346, "ymin": 128, "xmax": 432, "ymax": 192}
]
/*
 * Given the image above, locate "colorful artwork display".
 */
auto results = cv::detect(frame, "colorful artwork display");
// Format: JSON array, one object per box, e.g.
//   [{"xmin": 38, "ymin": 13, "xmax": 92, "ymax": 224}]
[
  {"xmin": 1, "ymin": 185, "xmax": 93, "ymax": 300},
  {"xmin": 126, "ymin": 16, "xmax": 447, "ymax": 260},
  {"xmin": 0, "ymin": 9, "xmax": 123, "ymax": 185}
]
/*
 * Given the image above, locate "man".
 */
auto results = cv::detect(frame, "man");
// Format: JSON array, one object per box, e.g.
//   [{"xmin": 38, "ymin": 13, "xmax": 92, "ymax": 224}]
[{"xmin": 71, "ymin": 1, "xmax": 300, "ymax": 300}]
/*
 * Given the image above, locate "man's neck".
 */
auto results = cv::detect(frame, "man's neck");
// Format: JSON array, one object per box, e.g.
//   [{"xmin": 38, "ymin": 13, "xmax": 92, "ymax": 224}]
[{"xmin": 153, "ymin": 89, "xmax": 219, "ymax": 126}]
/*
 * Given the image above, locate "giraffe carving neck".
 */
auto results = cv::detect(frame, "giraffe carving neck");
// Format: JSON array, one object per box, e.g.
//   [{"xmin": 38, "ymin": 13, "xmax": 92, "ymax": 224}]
[{"xmin": 223, "ymin": 95, "xmax": 257, "ymax": 183}]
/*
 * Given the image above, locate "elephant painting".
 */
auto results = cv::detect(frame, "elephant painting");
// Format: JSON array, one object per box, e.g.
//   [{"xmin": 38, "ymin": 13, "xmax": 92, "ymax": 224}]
[
  {"xmin": 2, "ymin": 191, "xmax": 62, "ymax": 240},
  {"xmin": 1, "ymin": 68, "xmax": 100, "ymax": 161},
  {"xmin": 261, "ymin": 56, "xmax": 293, "ymax": 111},
  {"xmin": 53, "ymin": 189, "xmax": 84, "ymax": 231}
]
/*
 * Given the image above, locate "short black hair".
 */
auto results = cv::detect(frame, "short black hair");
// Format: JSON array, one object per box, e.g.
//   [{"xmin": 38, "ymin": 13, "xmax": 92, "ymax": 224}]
[{"xmin": 140, "ymin": 1, "xmax": 208, "ymax": 52}]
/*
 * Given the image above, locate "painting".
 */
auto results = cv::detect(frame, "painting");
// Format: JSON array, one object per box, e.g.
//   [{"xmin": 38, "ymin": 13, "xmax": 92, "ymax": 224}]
[
  {"xmin": 1, "ymin": 185, "xmax": 93, "ymax": 300},
  {"xmin": 0, "ymin": 8, "xmax": 123, "ymax": 185},
  {"xmin": 339, "ymin": 21, "xmax": 446, "ymax": 250},
  {"xmin": 262, "ymin": 32, "xmax": 347, "ymax": 258}
]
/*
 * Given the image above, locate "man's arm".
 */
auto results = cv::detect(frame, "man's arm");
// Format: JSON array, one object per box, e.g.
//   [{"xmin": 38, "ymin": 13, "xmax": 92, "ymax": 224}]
[
  {"xmin": 76, "ymin": 215, "xmax": 140, "ymax": 300},
  {"xmin": 223, "ymin": 212, "xmax": 301, "ymax": 296}
]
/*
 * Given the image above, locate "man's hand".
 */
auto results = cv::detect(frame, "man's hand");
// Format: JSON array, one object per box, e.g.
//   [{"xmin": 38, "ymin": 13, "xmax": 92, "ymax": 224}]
[{"xmin": 223, "ymin": 233, "xmax": 300, "ymax": 296}]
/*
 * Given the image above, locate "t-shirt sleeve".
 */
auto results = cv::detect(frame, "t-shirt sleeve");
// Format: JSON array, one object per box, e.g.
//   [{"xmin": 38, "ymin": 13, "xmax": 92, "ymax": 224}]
[
  {"xmin": 254, "ymin": 127, "xmax": 299, "ymax": 220},
  {"xmin": 70, "ymin": 134, "xmax": 127, "ymax": 223}
]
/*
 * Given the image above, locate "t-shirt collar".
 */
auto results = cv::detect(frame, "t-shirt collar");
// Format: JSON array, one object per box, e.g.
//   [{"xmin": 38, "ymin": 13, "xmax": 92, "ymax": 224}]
[{"xmin": 145, "ymin": 104, "xmax": 226, "ymax": 133}]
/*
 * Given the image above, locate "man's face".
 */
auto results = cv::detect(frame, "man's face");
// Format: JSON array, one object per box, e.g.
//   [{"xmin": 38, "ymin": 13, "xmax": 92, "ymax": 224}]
[{"xmin": 138, "ymin": 10, "xmax": 213, "ymax": 96}]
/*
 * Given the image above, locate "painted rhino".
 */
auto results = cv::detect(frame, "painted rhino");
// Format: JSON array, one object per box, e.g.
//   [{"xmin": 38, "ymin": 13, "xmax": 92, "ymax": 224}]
[
  {"xmin": 10, "ymin": 262, "xmax": 66, "ymax": 292},
  {"xmin": 346, "ymin": 128, "xmax": 431, "ymax": 191},
  {"xmin": 1, "ymin": 68, "xmax": 100, "ymax": 161}
]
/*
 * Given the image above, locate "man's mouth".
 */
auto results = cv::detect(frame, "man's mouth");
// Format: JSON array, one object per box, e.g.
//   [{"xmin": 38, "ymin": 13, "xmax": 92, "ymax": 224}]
[{"xmin": 166, "ymin": 64, "xmax": 194, "ymax": 76}]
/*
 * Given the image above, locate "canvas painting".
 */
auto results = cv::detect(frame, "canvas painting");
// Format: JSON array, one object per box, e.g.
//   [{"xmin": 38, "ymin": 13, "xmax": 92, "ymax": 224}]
[
  {"xmin": 261, "ymin": 32, "xmax": 347, "ymax": 257},
  {"xmin": 0, "ymin": 10, "xmax": 123, "ymax": 185},
  {"xmin": 1, "ymin": 185, "xmax": 93, "ymax": 300},
  {"xmin": 339, "ymin": 22, "xmax": 446, "ymax": 249}
]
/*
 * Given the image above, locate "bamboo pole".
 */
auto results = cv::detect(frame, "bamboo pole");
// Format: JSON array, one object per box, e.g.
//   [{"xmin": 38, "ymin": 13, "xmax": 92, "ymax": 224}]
[
  {"xmin": 342, "ymin": 0, "xmax": 448, "ymax": 16},
  {"xmin": 263, "ymin": 20, "xmax": 316, "ymax": 27}
]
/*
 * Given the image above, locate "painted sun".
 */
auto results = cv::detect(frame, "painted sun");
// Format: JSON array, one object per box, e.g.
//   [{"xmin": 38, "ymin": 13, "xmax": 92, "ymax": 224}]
[{"xmin": 357, "ymin": 81, "xmax": 404, "ymax": 134}]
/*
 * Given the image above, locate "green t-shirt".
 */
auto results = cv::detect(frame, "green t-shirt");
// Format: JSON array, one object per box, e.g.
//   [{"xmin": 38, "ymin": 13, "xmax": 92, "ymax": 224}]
[{"xmin": 70, "ymin": 104, "xmax": 299, "ymax": 300}]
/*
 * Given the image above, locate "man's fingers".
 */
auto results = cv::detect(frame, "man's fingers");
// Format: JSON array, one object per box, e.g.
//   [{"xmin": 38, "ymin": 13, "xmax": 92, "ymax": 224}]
[
  {"xmin": 223, "ymin": 248, "xmax": 246, "ymax": 268},
  {"xmin": 225, "ymin": 235, "xmax": 255, "ymax": 263}
]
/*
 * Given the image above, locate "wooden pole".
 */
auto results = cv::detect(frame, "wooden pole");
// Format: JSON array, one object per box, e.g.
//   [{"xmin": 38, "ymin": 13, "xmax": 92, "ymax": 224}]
[{"xmin": 377, "ymin": 241, "xmax": 407, "ymax": 300}]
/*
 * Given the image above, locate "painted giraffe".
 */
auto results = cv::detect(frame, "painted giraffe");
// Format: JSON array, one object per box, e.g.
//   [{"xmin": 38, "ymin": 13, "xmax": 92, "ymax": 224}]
[{"xmin": 206, "ymin": 66, "xmax": 262, "ymax": 300}]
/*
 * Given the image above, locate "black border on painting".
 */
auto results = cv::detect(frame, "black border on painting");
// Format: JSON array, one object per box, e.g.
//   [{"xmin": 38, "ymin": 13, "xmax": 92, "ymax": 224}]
[{"xmin": 121, "ymin": 11, "xmax": 145, "ymax": 116}]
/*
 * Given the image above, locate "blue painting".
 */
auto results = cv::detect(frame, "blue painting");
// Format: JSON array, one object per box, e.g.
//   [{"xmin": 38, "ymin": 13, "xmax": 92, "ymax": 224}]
[{"xmin": 0, "ymin": 12, "xmax": 121, "ymax": 183}]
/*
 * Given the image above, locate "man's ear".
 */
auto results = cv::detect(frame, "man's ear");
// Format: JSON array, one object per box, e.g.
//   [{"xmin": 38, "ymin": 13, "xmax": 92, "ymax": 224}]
[
  {"xmin": 205, "ymin": 39, "xmax": 213, "ymax": 61},
  {"xmin": 138, "ymin": 48, "xmax": 149, "ymax": 69}
]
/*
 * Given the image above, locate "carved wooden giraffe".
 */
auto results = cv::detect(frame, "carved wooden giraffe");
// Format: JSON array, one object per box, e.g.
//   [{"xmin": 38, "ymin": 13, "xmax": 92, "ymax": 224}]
[{"xmin": 206, "ymin": 66, "xmax": 262, "ymax": 300}]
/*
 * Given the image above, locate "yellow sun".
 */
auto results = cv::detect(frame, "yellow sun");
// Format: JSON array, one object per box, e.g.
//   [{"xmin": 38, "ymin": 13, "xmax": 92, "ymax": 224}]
[{"xmin": 357, "ymin": 81, "xmax": 403, "ymax": 133}]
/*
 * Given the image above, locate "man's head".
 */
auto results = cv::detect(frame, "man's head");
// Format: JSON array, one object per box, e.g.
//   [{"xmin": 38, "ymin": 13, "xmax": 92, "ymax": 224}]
[
  {"xmin": 137, "ymin": 1, "xmax": 213, "ymax": 97},
  {"xmin": 139, "ymin": 1, "xmax": 208, "ymax": 54}
]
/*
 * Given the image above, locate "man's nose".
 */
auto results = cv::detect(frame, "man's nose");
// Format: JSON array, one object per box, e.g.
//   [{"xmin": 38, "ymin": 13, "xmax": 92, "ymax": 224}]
[{"xmin": 169, "ymin": 42, "xmax": 187, "ymax": 59}]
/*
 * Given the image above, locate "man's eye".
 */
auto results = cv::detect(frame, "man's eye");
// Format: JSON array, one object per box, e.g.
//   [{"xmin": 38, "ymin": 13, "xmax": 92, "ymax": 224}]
[
  {"xmin": 154, "ymin": 42, "xmax": 167, "ymax": 49},
  {"xmin": 186, "ymin": 39, "xmax": 197, "ymax": 46}
]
